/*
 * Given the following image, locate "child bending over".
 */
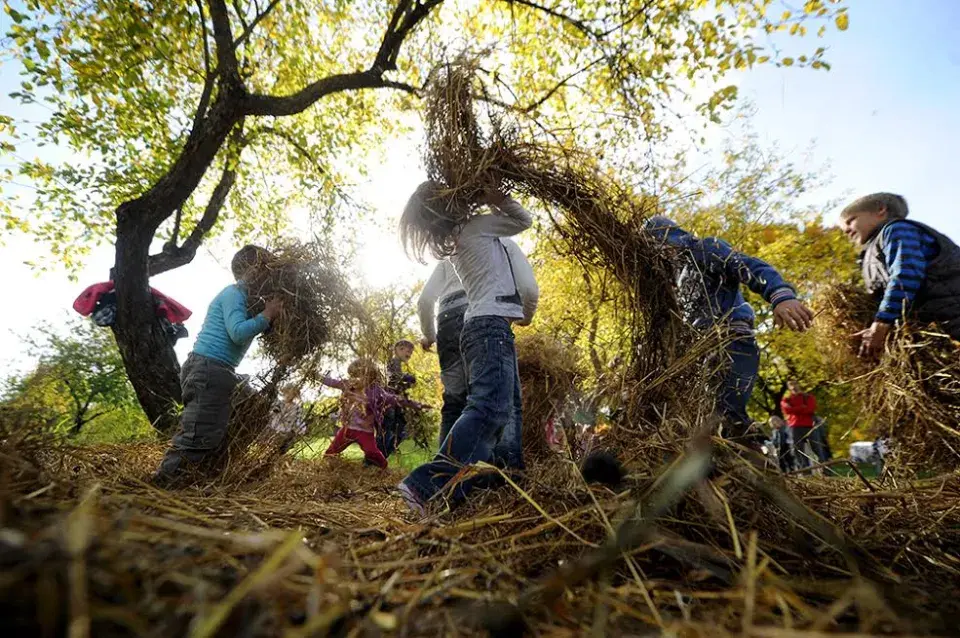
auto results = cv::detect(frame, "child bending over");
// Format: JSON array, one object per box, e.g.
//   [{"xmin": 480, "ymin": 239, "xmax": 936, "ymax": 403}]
[
  {"xmin": 154, "ymin": 245, "xmax": 282, "ymax": 485},
  {"xmin": 398, "ymin": 183, "xmax": 538, "ymax": 514},
  {"xmin": 839, "ymin": 193, "xmax": 960, "ymax": 357},
  {"xmin": 644, "ymin": 217, "xmax": 814, "ymax": 444},
  {"xmin": 322, "ymin": 359, "xmax": 427, "ymax": 469}
]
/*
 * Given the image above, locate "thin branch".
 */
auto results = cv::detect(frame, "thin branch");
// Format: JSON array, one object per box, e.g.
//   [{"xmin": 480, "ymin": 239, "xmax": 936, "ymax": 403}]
[
  {"xmin": 520, "ymin": 55, "xmax": 605, "ymax": 113},
  {"xmin": 256, "ymin": 126, "xmax": 326, "ymax": 174},
  {"xmin": 233, "ymin": 0, "xmax": 283, "ymax": 50},
  {"xmin": 499, "ymin": 0, "xmax": 599, "ymax": 39},
  {"xmin": 190, "ymin": 0, "xmax": 214, "ymax": 131}
]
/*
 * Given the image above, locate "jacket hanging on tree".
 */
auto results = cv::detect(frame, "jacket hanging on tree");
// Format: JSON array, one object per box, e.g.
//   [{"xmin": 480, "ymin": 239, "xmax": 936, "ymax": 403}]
[{"xmin": 73, "ymin": 281, "xmax": 192, "ymax": 343}]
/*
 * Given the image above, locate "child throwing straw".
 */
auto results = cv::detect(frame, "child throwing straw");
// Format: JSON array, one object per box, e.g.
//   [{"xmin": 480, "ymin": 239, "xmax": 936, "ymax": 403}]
[
  {"xmin": 398, "ymin": 182, "xmax": 538, "ymax": 515},
  {"xmin": 322, "ymin": 359, "xmax": 428, "ymax": 469},
  {"xmin": 839, "ymin": 193, "xmax": 960, "ymax": 356},
  {"xmin": 154, "ymin": 245, "xmax": 282, "ymax": 485},
  {"xmin": 418, "ymin": 239, "xmax": 538, "ymax": 446},
  {"xmin": 644, "ymin": 217, "xmax": 814, "ymax": 445}
]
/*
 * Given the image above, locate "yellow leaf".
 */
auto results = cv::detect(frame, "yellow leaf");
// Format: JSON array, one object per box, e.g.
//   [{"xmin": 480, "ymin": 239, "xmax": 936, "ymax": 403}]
[
  {"xmin": 835, "ymin": 12, "xmax": 849, "ymax": 31},
  {"xmin": 782, "ymin": 57, "xmax": 794, "ymax": 67}
]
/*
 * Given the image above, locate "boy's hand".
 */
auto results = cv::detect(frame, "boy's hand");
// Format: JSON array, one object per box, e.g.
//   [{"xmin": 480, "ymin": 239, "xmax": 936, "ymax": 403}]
[
  {"xmin": 420, "ymin": 337, "xmax": 434, "ymax": 351},
  {"xmin": 263, "ymin": 297, "xmax": 283, "ymax": 323},
  {"xmin": 515, "ymin": 318, "xmax": 532, "ymax": 327},
  {"xmin": 856, "ymin": 321, "xmax": 891, "ymax": 359},
  {"xmin": 773, "ymin": 299, "xmax": 815, "ymax": 332}
]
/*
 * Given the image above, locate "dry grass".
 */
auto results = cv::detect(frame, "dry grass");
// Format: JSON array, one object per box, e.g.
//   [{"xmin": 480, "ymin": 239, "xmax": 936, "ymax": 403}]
[
  {"xmin": 2, "ymin": 419, "xmax": 959, "ymax": 636},
  {"xmin": 515, "ymin": 332, "xmax": 582, "ymax": 462},
  {"xmin": 818, "ymin": 284, "xmax": 960, "ymax": 470}
]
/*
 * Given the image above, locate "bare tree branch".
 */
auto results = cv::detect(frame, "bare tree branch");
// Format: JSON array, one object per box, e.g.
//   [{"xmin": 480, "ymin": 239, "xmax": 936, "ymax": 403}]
[
  {"xmin": 243, "ymin": 71, "xmax": 415, "ymax": 117},
  {"xmin": 147, "ymin": 159, "xmax": 239, "ymax": 277},
  {"xmin": 499, "ymin": 0, "xmax": 599, "ymax": 39},
  {"xmin": 373, "ymin": 0, "xmax": 443, "ymax": 72},
  {"xmin": 207, "ymin": 0, "xmax": 240, "ymax": 78},
  {"xmin": 190, "ymin": 0, "xmax": 215, "ymax": 133},
  {"xmin": 233, "ymin": 0, "xmax": 283, "ymax": 50}
]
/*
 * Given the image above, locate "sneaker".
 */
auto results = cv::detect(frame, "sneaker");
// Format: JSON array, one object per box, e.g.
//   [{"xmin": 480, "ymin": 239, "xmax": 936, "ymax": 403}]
[{"xmin": 397, "ymin": 481, "xmax": 426, "ymax": 517}]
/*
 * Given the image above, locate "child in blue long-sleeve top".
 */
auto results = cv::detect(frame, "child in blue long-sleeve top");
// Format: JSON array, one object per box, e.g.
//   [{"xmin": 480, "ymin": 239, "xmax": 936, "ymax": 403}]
[
  {"xmin": 644, "ymin": 217, "xmax": 814, "ymax": 442},
  {"xmin": 155, "ymin": 245, "xmax": 283, "ymax": 484},
  {"xmin": 840, "ymin": 193, "xmax": 960, "ymax": 357}
]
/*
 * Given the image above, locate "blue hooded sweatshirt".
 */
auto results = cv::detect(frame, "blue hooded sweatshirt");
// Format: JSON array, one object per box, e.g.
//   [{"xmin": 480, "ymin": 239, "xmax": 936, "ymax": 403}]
[{"xmin": 644, "ymin": 216, "xmax": 797, "ymax": 333}]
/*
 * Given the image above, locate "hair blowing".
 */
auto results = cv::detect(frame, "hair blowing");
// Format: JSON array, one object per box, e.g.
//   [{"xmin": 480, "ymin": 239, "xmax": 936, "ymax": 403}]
[{"xmin": 399, "ymin": 181, "xmax": 462, "ymax": 263}]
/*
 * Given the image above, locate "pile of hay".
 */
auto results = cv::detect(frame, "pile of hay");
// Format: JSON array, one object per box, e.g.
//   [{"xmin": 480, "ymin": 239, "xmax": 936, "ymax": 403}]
[
  {"xmin": 515, "ymin": 332, "xmax": 582, "ymax": 461},
  {"xmin": 245, "ymin": 239, "xmax": 358, "ymax": 366},
  {"xmin": 819, "ymin": 283, "xmax": 960, "ymax": 470},
  {"xmin": 3, "ymin": 428, "xmax": 960, "ymax": 636},
  {"xmin": 422, "ymin": 58, "xmax": 705, "ymax": 426}
]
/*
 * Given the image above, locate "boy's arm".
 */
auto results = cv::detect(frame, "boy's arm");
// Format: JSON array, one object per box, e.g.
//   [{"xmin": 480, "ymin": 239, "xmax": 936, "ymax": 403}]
[
  {"xmin": 504, "ymin": 240, "xmax": 540, "ymax": 324},
  {"xmin": 876, "ymin": 222, "xmax": 930, "ymax": 324},
  {"xmin": 223, "ymin": 287, "xmax": 271, "ymax": 344},
  {"xmin": 780, "ymin": 396, "xmax": 793, "ymax": 416},
  {"xmin": 702, "ymin": 237, "xmax": 813, "ymax": 330},
  {"xmin": 703, "ymin": 237, "xmax": 798, "ymax": 305},
  {"xmin": 417, "ymin": 263, "xmax": 447, "ymax": 343}
]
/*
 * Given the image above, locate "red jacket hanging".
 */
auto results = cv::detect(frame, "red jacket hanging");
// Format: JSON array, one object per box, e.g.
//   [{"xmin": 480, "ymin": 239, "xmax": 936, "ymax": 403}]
[
  {"xmin": 73, "ymin": 281, "xmax": 192, "ymax": 324},
  {"xmin": 780, "ymin": 393, "xmax": 817, "ymax": 428}
]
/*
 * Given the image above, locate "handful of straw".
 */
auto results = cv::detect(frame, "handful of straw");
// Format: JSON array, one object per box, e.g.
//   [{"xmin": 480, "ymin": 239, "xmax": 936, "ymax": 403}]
[
  {"xmin": 246, "ymin": 240, "xmax": 356, "ymax": 365},
  {"xmin": 819, "ymin": 283, "xmax": 960, "ymax": 470}
]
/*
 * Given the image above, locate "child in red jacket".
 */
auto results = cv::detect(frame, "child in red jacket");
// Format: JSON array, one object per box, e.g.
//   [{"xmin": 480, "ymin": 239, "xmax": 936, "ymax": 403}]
[{"xmin": 780, "ymin": 379, "xmax": 817, "ymax": 469}]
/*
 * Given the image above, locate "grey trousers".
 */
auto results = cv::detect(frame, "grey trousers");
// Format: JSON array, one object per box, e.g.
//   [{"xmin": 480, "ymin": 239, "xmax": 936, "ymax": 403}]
[{"xmin": 156, "ymin": 353, "xmax": 239, "ymax": 480}]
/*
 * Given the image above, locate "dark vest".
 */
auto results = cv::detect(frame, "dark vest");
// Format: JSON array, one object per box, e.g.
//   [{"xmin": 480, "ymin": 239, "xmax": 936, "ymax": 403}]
[{"xmin": 860, "ymin": 219, "xmax": 960, "ymax": 338}]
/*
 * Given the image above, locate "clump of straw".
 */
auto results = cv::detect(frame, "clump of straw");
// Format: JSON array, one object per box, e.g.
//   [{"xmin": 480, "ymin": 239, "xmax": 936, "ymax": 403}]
[
  {"xmin": 422, "ymin": 56, "xmax": 699, "ymax": 428},
  {"xmin": 246, "ymin": 240, "xmax": 356, "ymax": 365},
  {"xmin": 515, "ymin": 332, "xmax": 582, "ymax": 461},
  {"xmin": 819, "ymin": 283, "xmax": 960, "ymax": 470}
]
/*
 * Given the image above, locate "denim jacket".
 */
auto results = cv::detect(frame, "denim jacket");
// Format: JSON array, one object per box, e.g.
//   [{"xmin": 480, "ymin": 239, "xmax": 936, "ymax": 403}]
[{"xmin": 645, "ymin": 217, "xmax": 797, "ymax": 333}]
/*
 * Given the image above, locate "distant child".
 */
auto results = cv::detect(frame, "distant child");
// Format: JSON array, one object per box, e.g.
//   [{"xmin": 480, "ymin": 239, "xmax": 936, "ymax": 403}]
[
  {"xmin": 768, "ymin": 415, "xmax": 792, "ymax": 472},
  {"xmin": 839, "ymin": 193, "xmax": 960, "ymax": 357},
  {"xmin": 155, "ymin": 245, "xmax": 282, "ymax": 484},
  {"xmin": 380, "ymin": 339, "xmax": 417, "ymax": 456},
  {"xmin": 781, "ymin": 379, "xmax": 817, "ymax": 469},
  {"xmin": 322, "ymin": 359, "xmax": 427, "ymax": 469},
  {"xmin": 398, "ymin": 183, "xmax": 538, "ymax": 514},
  {"xmin": 418, "ymin": 238, "xmax": 539, "ymax": 445},
  {"xmin": 644, "ymin": 217, "xmax": 814, "ymax": 444},
  {"xmin": 268, "ymin": 384, "xmax": 308, "ymax": 454}
]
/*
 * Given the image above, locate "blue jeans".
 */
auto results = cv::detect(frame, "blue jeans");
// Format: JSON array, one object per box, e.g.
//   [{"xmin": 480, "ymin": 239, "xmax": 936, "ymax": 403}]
[
  {"xmin": 718, "ymin": 334, "xmax": 760, "ymax": 439},
  {"xmin": 404, "ymin": 316, "xmax": 523, "ymax": 504},
  {"xmin": 437, "ymin": 306, "xmax": 468, "ymax": 444}
]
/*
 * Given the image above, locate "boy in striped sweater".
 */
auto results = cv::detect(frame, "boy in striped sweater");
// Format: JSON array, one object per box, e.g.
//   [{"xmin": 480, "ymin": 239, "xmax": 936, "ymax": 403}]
[{"xmin": 840, "ymin": 193, "xmax": 960, "ymax": 357}]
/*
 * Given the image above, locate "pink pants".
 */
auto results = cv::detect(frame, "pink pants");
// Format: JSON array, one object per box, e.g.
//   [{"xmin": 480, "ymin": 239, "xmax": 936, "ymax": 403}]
[{"xmin": 324, "ymin": 427, "xmax": 388, "ymax": 468}]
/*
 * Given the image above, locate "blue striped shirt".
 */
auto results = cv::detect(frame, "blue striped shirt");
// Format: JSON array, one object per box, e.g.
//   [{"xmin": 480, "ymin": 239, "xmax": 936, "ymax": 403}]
[{"xmin": 876, "ymin": 221, "xmax": 938, "ymax": 324}]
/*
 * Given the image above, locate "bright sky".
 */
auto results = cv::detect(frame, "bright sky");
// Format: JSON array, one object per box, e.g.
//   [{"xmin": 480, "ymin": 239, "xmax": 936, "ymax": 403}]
[{"xmin": 2, "ymin": 0, "xmax": 959, "ymax": 377}]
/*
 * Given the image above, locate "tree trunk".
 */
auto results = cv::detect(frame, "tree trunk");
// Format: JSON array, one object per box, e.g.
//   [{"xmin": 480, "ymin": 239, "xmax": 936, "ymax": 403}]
[{"xmin": 112, "ymin": 215, "xmax": 183, "ymax": 435}]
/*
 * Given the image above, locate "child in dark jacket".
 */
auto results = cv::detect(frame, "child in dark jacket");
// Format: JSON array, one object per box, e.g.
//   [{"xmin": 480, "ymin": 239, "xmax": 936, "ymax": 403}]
[
  {"xmin": 644, "ymin": 217, "xmax": 814, "ymax": 442},
  {"xmin": 380, "ymin": 340, "xmax": 417, "ymax": 457},
  {"xmin": 839, "ymin": 193, "xmax": 960, "ymax": 356}
]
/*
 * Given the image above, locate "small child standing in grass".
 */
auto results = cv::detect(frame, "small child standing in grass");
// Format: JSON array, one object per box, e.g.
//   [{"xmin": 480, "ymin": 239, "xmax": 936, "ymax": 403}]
[
  {"xmin": 380, "ymin": 339, "xmax": 417, "ymax": 456},
  {"xmin": 839, "ymin": 193, "xmax": 960, "ymax": 356},
  {"xmin": 322, "ymin": 359, "xmax": 428, "ymax": 469},
  {"xmin": 398, "ymin": 183, "xmax": 538, "ymax": 514}
]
